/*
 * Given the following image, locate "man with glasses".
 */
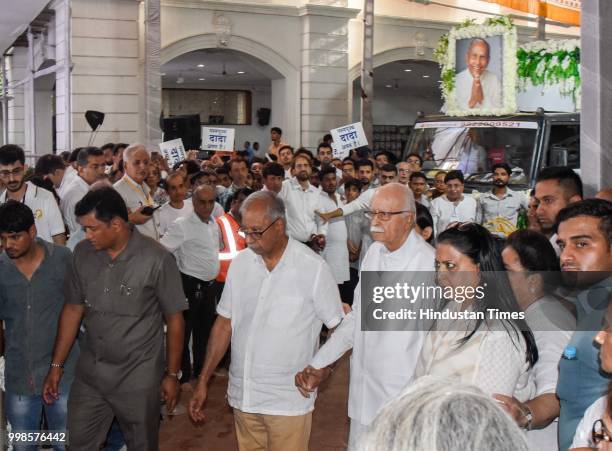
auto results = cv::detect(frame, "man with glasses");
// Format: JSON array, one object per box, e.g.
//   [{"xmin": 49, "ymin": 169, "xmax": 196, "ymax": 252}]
[
  {"xmin": 188, "ymin": 191, "xmax": 343, "ymax": 451},
  {"xmin": 396, "ymin": 162, "xmax": 412, "ymax": 185},
  {"xmin": 405, "ymin": 153, "xmax": 423, "ymax": 173},
  {"xmin": 0, "ymin": 145, "xmax": 66, "ymax": 244},
  {"xmin": 295, "ymin": 183, "xmax": 435, "ymax": 450}
]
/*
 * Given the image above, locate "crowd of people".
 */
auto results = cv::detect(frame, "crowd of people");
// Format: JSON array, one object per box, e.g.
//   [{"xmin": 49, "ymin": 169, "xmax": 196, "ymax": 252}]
[{"xmin": 0, "ymin": 129, "xmax": 610, "ymax": 451}]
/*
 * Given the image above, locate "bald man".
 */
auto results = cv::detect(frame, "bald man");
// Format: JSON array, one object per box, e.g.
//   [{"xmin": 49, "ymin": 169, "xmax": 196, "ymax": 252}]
[
  {"xmin": 296, "ymin": 183, "xmax": 436, "ymax": 450},
  {"xmin": 455, "ymin": 38, "xmax": 502, "ymax": 110},
  {"xmin": 113, "ymin": 144, "xmax": 159, "ymax": 240}
]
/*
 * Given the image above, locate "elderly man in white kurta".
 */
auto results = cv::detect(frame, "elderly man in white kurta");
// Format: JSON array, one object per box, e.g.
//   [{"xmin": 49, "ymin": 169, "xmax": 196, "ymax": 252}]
[
  {"xmin": 188, "ymin": 191, "xmax": 344, "ymax": 451},
  {"xmin": 296, "ymin": 183, "xmax": 436, "ymax": 450}
]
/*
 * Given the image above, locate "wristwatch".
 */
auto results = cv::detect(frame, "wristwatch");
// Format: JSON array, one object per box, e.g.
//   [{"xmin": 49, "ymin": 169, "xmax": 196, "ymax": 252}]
[
  {"xmin": 166, "ymin": 370, "xmax": 182, "ymax": 381},
  {"xmin": 520, "ymin": 404, "xmax": 533, "ymax": 430}
]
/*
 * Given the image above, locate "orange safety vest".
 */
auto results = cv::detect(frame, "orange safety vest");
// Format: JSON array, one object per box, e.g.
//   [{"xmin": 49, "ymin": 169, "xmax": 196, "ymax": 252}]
[{"xmin": 216, "ymin": 213, "xmax": 246, "ymax": 282}]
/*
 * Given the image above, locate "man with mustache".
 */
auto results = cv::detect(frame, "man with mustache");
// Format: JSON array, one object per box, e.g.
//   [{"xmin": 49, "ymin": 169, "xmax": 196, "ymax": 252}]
[
  {"xmin": 477, "ymin": 162, "xmax": 528, "ymax": 237},
  {"xmin": 554, "ymin": 199, "xmax": 612, "ymax": 451},
  {"xmin": 0, "ymin": 145, "xmax": 66, "ymax": 245},
  {"xmin": 295, "ymin": 183, "xmax": 435, "ymax": 450},
  {"xmin": 455, "ymin": 38, "xmax": 501, "ymax": 110},
  {"xmin": 113, "ymin": 144, "xmax": 160, "ymax": 240},
  {"xmin": 278, "ymin": 154, "xmax": 326, "ymax": 251}
]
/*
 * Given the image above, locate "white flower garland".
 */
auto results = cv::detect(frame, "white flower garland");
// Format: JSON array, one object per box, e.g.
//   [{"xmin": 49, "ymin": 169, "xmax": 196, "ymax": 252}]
[{"xmin": 442, "ymin": 23, "xmax": 517, "ymax": 116}]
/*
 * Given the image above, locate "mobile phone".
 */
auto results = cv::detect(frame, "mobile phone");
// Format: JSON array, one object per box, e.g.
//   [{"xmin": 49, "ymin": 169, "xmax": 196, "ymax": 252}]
[{"xmin": 141, "ymin": 205, "xmax": 161, "ymax": 216}]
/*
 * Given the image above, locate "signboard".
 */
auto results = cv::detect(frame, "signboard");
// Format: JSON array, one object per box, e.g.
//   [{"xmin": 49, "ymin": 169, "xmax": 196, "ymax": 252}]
[
  {"xmin": 159, "ymin": 138, "xmax": 186, "ymax": 167},
  {"xmin": 202, "ymin": 127, "xmax": 235, "ymax": 152},
  {"xmin": 330, "ymin": 122, "xmax": 368, "ymax": 159}
]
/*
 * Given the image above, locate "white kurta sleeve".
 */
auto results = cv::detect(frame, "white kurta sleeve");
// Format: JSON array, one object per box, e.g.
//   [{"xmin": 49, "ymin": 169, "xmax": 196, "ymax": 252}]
[
  {"xmin": 46, "ymin": 195, "xmax": 66, "ymax": 237},
  {"xmin": 310, "ymin": 310, "xmax": 355, "ymax": 369},
  {"xmin": 341, "ymin": 188, "xmax": 374, "ymax": 216},
  {"xmin": 159, "ymin": 220, "xmax": 184, "ymax": 254},
  {"xmin": 311, "ymin": 261, "xmax": 344, "ymax": 329}
]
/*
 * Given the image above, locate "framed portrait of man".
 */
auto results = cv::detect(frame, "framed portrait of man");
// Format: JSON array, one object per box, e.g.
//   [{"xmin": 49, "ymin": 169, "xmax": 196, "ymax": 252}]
[{"xmin": 441, "ymin": 22, "xmax": 517, "ymax": 116}]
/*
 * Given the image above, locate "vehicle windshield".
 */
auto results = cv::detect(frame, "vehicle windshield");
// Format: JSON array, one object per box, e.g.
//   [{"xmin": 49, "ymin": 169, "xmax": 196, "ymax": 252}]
[{"xmin": 404, "ymin": 120, "xmax": 539, "ymax": 185}]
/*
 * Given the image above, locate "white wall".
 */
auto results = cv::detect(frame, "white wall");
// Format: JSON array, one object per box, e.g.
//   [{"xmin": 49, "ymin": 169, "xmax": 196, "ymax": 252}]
[
  {"xmin": 352, "ymin": 84, "xmax": 442, "ymax": 125},
  {"xmin": 34, "ymin": 80, "xmax": 54, "ymax": 153}
]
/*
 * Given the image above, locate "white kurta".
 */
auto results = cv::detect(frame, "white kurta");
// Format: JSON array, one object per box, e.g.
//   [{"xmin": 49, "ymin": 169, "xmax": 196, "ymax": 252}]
[
  {"xmin": 310, "ymin": 230, "xmax": 436, "ymax": 425},
  {"xmin": 278, "ymin": 178, "xmax": 324, "ymax": 242},
  {"xmin": 114, "ymin": 174, "xmax": 160, "ymax": 241},
  {"xmin": 317, "ymin": 193, "xmax": 349, "ymax": 284},
  {"xmin": 430, "ymin": 194, "xmax": 478, "ymax": 236},
  {"xmin": 60, "ymin": 176, "xmax": 89, "ymax": 250}
]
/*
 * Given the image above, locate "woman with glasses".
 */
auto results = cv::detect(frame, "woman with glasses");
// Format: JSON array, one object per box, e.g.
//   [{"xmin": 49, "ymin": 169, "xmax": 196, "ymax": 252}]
[
  {"xmin": 570, "ymin": 302, "xmax": 612, "ymax": 450},
  {"xmin": 411, "ymin": 223, "xmax": 539, "ymax": 405},
  {"xmin": 499, "ymin": 230, "xmax": 576, "ymax": 450}
]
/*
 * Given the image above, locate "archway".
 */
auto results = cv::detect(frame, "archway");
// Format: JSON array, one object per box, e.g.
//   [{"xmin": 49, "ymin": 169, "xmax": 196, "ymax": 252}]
[{"xmin": 161, "ymin": 35, "xmax": 300, "ymax": 148}]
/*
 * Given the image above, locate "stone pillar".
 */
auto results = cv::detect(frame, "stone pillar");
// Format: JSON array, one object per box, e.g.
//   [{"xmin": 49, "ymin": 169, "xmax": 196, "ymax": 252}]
[
  {"xmin": 580, "ymin": 0, "xmax": 612, "ymax": 194},
  {"xmin": 300, "ymin": 5, "xmax": 359, "ymax": 149},
  {"xmin": 55, "ymin": 0, "xmax": 72, "ymax": 153},
  {"xmin": 6, "ymin": 48, "xmax": 27, "ymax": 149},
  {"xmin": 143, "ymin": 0, "xmax": 162, "ymax": 151}
]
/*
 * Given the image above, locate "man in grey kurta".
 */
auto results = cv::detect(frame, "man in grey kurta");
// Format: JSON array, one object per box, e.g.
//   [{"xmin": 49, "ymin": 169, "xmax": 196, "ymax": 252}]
[{"xmin": 42, "ymin": 186, "xmax": 186, "ymax": 451}]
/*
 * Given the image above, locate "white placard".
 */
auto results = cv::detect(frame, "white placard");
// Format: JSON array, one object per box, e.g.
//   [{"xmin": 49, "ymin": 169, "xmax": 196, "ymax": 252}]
[
  {"xmin": 202, "ymin": 127, "xmax": 235, "ymax": 152},
  {"xmin": 330, "ymin": 122, "xmax": 368, "ymax": 159},
  {"xmin": 159, "ymin": 138, "xmax": 186, "ymax": 167}
]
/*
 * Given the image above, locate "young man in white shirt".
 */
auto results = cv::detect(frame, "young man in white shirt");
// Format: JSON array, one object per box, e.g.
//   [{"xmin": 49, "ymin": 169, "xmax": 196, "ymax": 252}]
[
  {"xmin": 429, "ymin": 170, "xmax": 477, "ymax": 235},
  {"xmin": 113, "ymin": 144, "xmax": 160, "ymax": 240},
  {"xmin": 61, "ymin": 147, "xmax": 107, "ymax": 249},
  {"xmin": 295, "ymin": 183, "xmax": 436, "ymax": 450},
  {"xmin": 409, "ymin": 171, "xmax": 431, "ymax": 209},
  {"xmin": 278, "ymin": 145, "xmax": 294, "ymax": 179},
  {"xmin": 188, "ymin": 191, "xmax": 344, "ymax": 451},
  {"xmin": 0, "ymin": 145, "xmax": 66, "ymax": 244},
  {"xmin": 160, "ymin": 185, "xmax": 221, "ymax": 384},
  {"xmin": 158, "ymin": 172, "xmax": 193, "ymax": 237}
]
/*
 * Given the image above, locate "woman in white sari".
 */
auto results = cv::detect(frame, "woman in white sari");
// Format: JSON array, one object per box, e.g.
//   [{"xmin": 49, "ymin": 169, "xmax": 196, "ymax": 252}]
[{"xmin": 412, "ymin": 222, "xmax": 539, "ymax": 403}]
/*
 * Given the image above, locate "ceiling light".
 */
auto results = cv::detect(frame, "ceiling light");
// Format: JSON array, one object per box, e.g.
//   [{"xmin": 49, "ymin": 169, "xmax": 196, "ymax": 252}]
[
  {"xmin": 176, "ymin": 77, "xmax": 184, "ymax": 84},
  {"xmin": 161, "ymin": 72, "xmax": 166, "ymax": 76},
  {"xmin": 422, "ymin": 75, "xmax": 430, "ymax": 78},
  {"xmin": 237, "ymin": 71, "xmax": 245, "ymax": 74},
  {"xmin": 385, "ymin": 84, "xmax": 392, "ymax": 88},
  {"xmin": 198, "ymin": 78, "xmax": 206, "ymax": 81},
  {"xmin": 197, "ymin": 64, "xmax": 205, "ymax": 68},
  {"xmin": 404, "ymin": 69, "xmax": 412, "ymax": 72}
]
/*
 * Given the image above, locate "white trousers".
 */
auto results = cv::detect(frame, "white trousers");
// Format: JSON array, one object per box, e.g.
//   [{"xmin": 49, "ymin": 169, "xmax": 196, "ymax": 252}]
[{"xmin": 347, "ymin": 419, "xmax": 371, "ymax": 451}]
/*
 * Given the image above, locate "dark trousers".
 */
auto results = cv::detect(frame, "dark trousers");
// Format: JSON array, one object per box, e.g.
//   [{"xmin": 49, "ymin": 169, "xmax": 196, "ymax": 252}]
[
  {"xmin": 180, "ymin": 273, "xmax": 217, "ymax": 382},
  {"xmin": 339, "ymin": 267, "xmax": 359, "ymax": 305}
]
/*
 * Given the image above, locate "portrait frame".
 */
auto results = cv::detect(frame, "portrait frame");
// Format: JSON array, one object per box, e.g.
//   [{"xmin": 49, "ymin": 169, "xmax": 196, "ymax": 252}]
[{"xmin": 438, "ymin": 19, "xmax": 517, "ymax": 117}]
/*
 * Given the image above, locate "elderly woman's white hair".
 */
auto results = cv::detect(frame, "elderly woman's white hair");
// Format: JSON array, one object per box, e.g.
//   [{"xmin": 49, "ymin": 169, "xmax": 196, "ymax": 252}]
[{"xmin": 359, "ymin": 376, "xmax": 529, "ymax": 451}]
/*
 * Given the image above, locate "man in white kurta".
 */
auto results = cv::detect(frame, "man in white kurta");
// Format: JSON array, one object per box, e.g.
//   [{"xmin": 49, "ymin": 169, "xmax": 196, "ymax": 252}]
[
  {"xmin": 297, "ymin": 183, "xmax": 436, "ymax": 450},
  {"xmin": 188, "ymin": 191, "xmax": 344, "ymax": 451},
  {"xmin": 455, "ymin": 38, "xmax": 502, "ymax": 110}
]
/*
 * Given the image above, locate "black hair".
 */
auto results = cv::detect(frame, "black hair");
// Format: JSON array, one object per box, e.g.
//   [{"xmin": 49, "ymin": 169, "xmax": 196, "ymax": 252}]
[
  {"xmin": 278, "ymin": 145, "xmax": 294, "ymax": 155},
  {"xmin": 344, "ymin": 179, "xmax": 362, "ymax": 192},
  {"xmin": 356, "ymin": 159, "xmax": 374, "ymax": 171},
  {"xmin": 415, "ymin": 203, "xmax": 434, "ymax": 244},
  {"xmin": 375, "ymin": 150, "xmax": 397, "ymax": 165},
  {"xmin": 323, "ymin": 133, "xmax": 333, "ymax": 142},
  {"xmin": 317, "ymin": 143, "xmax": 333, "ymax": 154},
  {"xmin": 342, "ymin": 157, "xmax": 354, "ymax": 165},
  {"xmin": 319, "ymin": 165, "xmax": 337, "ymax": 179},
  {"xmin": 251, "ymin": 157, "xmax": 267, "ymax": 166},
  {"xmin": 0, "ymin": 200, "xmax": 35, "ymax": 233},
  {"xmin": 59, "ymin": 151, "xmax": 71, "ymax": 163},
  {"xmin": 271, "ymin": 127, "xmax": 282, "ymax": 135},
  {"xmin": 100, "ymin": 142, "xmax": 115, "ymax": 152},
  {"xmin": 215, "ymin": 166, "xmax": 229, "ymax": 176},
  {"xmin": 410, "ymin": 171, "xmax": 428, "ymax": 183},
  {"xmin": 228, "ymin": 158, "xmax": 249, "ymax": 172},
  {"xmin": 406, "ymin": 152, "xmax": 424, "ymax": 166},
  {"xmin": 555, "ymin": 198, "xmax": 612, "ymax": 245},
  {"xmin": 380, "ymin": 163, "xmax": 397, "ymax": 174},
  {"xmin": 536, "ymin": 166, "xmax": 583, "ymax": 199},
  {"xmin": 0, "ymin": 144, "xmax": 25, "ymax": 166},
  {"xmin": 76, "ymin": 147, "xmax": 104, "ymax": 167},
  {"xmin": 437, "ymin": 223, "xmax": 538, "ymax": 367},
  {"xmin": 294, "ymin": 148, "xmax": 314, "ymax": 161},
  {"xmin": 74, "ymin": 186, "xmax": 129, "ymax": 223},
  {"xmin": 444, "ymin": 170, "xmax": 464, "ymax": 184},
  {"xmin": 491, "ymin": 162, "xmax": 512, "ymax": 176},
  {"xmin": 35, "ymin": 154, "xmax": 65, "ymax": 176},
  {"xmin": 29, "ymin": 176, "xmax": 60, "ymax": 204},
  {"xmin": 190, "ymin": 170, "xmax": 213, "ymax": 185},
  {"xmin": 225, "ymin": 187, "xmax": 255, "ymax": 211},
  {"xmin": 174, "ymin": 159, "xmax": 200, "ymax": 175},
  {"xmin": 112, "ymin": 143, "xmax": 128, "ymax": 157},
  {"xmin": 262, "ymin": 162, "xmax": 285, "ymax": 178},
  {"xmin": 69, "ymin": 148, "xmax": 82, "ymax": 163}
]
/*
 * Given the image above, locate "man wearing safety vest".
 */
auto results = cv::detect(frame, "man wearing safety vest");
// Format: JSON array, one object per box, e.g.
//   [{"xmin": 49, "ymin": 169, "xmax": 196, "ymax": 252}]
[{"xmin": 216, "ymin": 187, "xmax": 255, "ymax": 294}]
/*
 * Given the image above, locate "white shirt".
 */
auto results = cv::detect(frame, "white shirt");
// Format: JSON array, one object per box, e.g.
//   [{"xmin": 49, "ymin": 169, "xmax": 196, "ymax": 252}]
[
  {"xmin": 524, "ymin": 296, "xmax": 575, "ymax": 451},
  {"xmin": 58, "ymin": 165, "xmax": 78, "ymax": 198},
  {"xmin": 158, "ymin": 200, "xmax": 193, "ymax": 237},
  {"xmin": 114, "ymin": 174, "xmax": 159, "ymax": 241},
  {"xmin": 416, "ymin": 193, "xmax": 431, "ymax": 209},
  {"xmin": 317, "ymin": 193, "xmax": 349, "ymax": 284},
  {"xmin": 310, "ymin": 230, "xmax": 436, "ymax": 425},
  {"xmin": 212, "ymin": 201, "xmax": 224, "ymax": 219},
  {"xmin": 0, "ymin": 182, "xmax": 65, "ymax": 243},
  {"xmin": 217, "ymin": 238, "xmax": 344, "ymax": 416},
  {"xmin": 278, "ymin": 178, "xmax": 324, "ymax": 242},
  {"xmin": 455, "ymin": 68, "xmax": 502, "ymax": 110},
  {"xmin": 430, "ymin": 194, "xmax": 478, "ymax": 236},
  {"xmin": 571, "ymin": 395, "xmax": 606, "ymax": 449},
  {"xmin": 478, "ymin": 188, "xmax": 528, "ymax": 233},
  {"xmin": 160, "ymin": 211, "xmax": 220, "ymax": 281},
  {"xmin": 60, "ymin": 176, "xmax": 90, "ymax": 250}
]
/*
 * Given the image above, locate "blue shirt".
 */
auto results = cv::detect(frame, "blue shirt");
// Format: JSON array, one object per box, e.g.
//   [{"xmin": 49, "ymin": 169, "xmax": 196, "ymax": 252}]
[
  {"xmin": 0, "ymin": 240, "xmax": 79, "ymax": 395},
  {"xmin": 557, "ymin": 278, "xmax": 612, "ymax": 451}
]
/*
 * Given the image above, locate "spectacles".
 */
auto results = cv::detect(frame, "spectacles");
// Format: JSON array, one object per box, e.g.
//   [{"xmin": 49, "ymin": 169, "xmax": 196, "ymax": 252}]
[
  {"xmin": 592, "ymin": 419, "xmax": 612, "ymax": 445},
  {"xmin": 0, "ymin": 167, "xmax": 24, "ymax": 179},
  {"xmin": 364, "ymin": 210, "xmax": 411, "ymax": 221},
  {"xmin": 239, "ymin": 218, "xmax": 279, "ymax": 240}
]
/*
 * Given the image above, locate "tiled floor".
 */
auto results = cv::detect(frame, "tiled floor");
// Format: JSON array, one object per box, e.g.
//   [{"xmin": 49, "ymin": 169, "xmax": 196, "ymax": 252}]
[{"xmin": 159, "ymin": 355, "xmax": 350, "ymax": 450}]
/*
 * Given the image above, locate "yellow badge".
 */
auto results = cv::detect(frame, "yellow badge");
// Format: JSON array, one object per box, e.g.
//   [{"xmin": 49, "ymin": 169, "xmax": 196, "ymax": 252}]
[{"xmin": 34, "ymin": 209, "xmax": 43, "ymax": 219}]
